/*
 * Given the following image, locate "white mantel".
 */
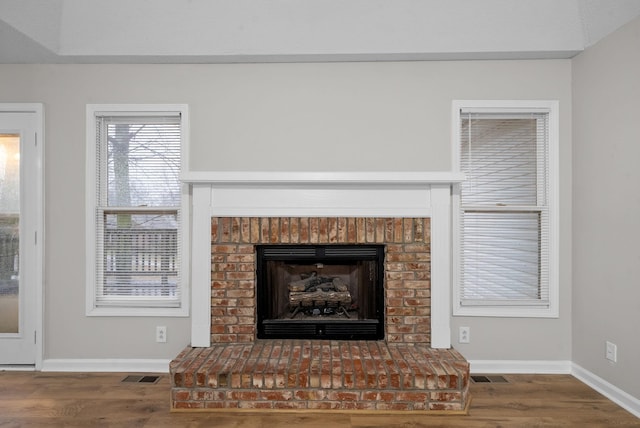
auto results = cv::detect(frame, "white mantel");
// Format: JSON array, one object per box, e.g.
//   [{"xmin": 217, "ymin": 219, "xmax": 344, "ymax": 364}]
[{"xmin": 185, "ymin": 172, "xmax": 464, "ymax": 349}]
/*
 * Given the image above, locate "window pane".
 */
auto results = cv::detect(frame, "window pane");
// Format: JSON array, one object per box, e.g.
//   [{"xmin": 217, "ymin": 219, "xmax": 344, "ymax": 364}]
[
  {"xmin": 106, "ymin": 121, "xmax": 181, "ymax": 207},
  {"xmin": 101, "ymin": 213, "xmax": 179, "ymax": 304},
  {"xmin": 461, "ymin": 211, "xmax": 540, "ymax": 301},
  {"xmin": 0, "ymin": 134, "xmax": 19, "ymax": 332},
  {"xmin": 461, "ymin": 118, "xmax": 538, "ymax": 206}
]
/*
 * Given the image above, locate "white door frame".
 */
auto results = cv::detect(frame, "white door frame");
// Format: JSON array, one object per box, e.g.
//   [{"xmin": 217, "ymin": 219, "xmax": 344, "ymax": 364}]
[{"xmin": 0, "ymin": 104, "xmax": 44, "ymax": 369}]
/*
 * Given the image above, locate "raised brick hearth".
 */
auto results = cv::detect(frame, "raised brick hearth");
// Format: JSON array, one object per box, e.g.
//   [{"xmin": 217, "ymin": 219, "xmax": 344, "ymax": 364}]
[
  {"xmin": 171, "ymin": 340, "xmax": 470, "ymax": 412},
  {"xmin": 170, "ymin": 216, "xmax": 470, "ymax": 412}
]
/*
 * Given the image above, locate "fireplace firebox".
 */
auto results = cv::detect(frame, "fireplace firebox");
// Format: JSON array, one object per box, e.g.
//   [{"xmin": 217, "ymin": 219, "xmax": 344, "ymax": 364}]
[{"xmin": 256, "ymin": 244, "xmax": 385, "ymax": 340}]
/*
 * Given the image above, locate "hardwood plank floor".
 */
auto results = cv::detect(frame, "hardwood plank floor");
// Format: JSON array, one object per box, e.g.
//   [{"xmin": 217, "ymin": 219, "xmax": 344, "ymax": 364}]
[{"xmin": 0, "ymin": 371, "xmax": 637, "ymax": 427}]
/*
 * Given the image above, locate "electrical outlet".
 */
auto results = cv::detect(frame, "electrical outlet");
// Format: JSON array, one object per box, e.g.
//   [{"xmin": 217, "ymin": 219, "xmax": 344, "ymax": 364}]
[
  {"xmin": 605, "ymin": 341, "xmax": 617, "ymax": 362},
  {"xmin": 459, "ymin": 326, "xmax": 470, "ymax": 344},
  {"xmin": 156, "ymin": 326, "xmax": 167, "ymax": 343}
]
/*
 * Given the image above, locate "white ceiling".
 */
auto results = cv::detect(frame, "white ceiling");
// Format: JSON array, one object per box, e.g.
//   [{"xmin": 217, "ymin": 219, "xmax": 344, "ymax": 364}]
[{"xmin": 1, "ymin": 0, "xmax": 640, "ymax": 64}]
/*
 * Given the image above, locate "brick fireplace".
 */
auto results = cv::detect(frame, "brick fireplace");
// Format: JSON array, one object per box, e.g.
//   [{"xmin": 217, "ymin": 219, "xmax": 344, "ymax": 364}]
[{"xmin": 171, "ymin": 172, "xmax": 469, "ymax": 412}]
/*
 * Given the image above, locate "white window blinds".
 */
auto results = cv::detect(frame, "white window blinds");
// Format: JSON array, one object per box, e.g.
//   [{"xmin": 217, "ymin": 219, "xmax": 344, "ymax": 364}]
[
  {"xmin": 94, "ymin": 115, "xmax": 182, "ymax": 308},
  {"xmin": 459, "ymin": 112, "xmax": 550, "ymax": 307}
]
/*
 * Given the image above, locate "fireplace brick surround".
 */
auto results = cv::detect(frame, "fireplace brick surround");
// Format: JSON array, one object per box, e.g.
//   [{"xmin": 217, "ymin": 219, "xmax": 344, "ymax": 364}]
[
  {"xmin": 170, "ymin": 216, "xmax": 470, "ymax": 412},
  {"xmin": 210, "ymin": 216, "xmax": 432, "ymax": 344}
]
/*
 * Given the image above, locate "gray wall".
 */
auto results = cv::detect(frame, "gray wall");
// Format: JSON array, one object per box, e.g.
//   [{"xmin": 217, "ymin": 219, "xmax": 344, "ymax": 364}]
[
  {"xmin": 0, "ymin": 59, "xmax": 572, "ymax": 361},
  {"xmin": 572, "ymin": 16, "xmax": 640, "ymax": 398}
]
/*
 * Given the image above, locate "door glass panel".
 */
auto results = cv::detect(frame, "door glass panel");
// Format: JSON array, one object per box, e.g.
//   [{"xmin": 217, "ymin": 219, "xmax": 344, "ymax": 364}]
[{"xmin": 0, "ymin": 134, "xmax": 20, "ymax": 333}]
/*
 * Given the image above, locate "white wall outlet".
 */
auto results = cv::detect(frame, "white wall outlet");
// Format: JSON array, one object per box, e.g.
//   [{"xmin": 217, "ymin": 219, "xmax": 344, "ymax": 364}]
[
  {"xmin": 605, "ymin": 341, "xmax": 617, "ymax": 362},
  {"xmin": 459, "ymin": 326, "xmax": 470, "ymax": 344},
  {"xmin": 156, "ymin": 326, "xmax": 167, "ymax": 343}
]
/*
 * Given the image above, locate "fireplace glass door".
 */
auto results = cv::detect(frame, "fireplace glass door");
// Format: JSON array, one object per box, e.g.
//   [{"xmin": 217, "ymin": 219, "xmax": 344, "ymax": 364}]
[{"xmin": 256, "ymin": 245, "xmax": 385, "ymax": 340}]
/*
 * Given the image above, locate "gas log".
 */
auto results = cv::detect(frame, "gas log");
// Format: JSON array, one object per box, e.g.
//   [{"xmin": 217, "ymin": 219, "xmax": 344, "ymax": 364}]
[{"xmin": 288, "ymin": 273, "xmax": 352, "ymax": 316}]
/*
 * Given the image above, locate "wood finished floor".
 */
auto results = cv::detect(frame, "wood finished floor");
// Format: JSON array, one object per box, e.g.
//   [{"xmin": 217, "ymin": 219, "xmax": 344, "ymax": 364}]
[{"xmin": 0, "ymin": 371, "xmax": 638, "ymax": 427}]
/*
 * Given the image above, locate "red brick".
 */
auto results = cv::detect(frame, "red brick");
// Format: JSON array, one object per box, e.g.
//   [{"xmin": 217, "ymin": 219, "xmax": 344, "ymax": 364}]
[
  {"xmin": 250, "ymin": 218, "xmax": 261, "ymax": 242},
  {"xmin": 227, "ymin": 254, "xmax": 255, "ymax": 263},
  {"xmin": 403, "ymin": 219, "xmax": 413, "ymax": 241},
  {"xmin": 173, "ymin": 401, "xmax": 204, "ymax": 409},
  {"xmin": 326, "ymin": 391, "xmax": 360, "ymax": 401},
  {"xmin": 404, "ymin": 298, "xmax": 430, "ymax": 306},
  {"xmin": 204, "ymin": 401, "xmax": 226, "ymax": 409},
  {"xmin": 429, "ymin": 402, "xmax": 465, "ymax": 411},
  {"xmin": 430, "ymin": 391, "xmax": 463, "ymax": 402},
  {"xmin": 274, "ymin": 401, "xmax": 308, "ymax": 409},
  {"xmin": 356, "ymin": 218, "xmax": 366, "ymax": 242},
  {"xmin": 387, "ymin": 289, "xmax": 416, "ymax": 298},
  {"xmin": 290, "ymin": 218, "xmax": 299, "ymax": 243},
  {"xmin": 389, "ymin": 272, "xmax": 420, "ymax": 282},
  {"xmin": 211, "ymin": 269, "xmax": 226, "ymax": 279},
  {"xmin": 362, "ymin": 391, "xmax": 396, "ymax": 401},
  {"xmin": 211, "ymin": 218, "xmax": 220, "ymax": 241},
  {"xmin": 395, "ymin": 392, "xmax": 429, "ymax": 402},
  {"xmin": 260, "ymin": 390, "xmax": 293, "ymax": 401},
  {"xmin": 227, "ymin": 391, "xmax": 259, "ymax": 401},
  {"xmin": 212, "ymin": 245, "xmax": 237, "ymax": 254},
  {"xmin": 280, "ymin": 218, "xmax": 290, "ymax": 243},
  {"xmin": 225, "ymin": 272, "xmax": 254, "ymax": 281},
  {"xmin": 212, "ymin": 263, "xmax": 237, "ymax": 273},
  {"xmin": 308, "ymin": 218, "xmax": 319, "ymax": 242},
  {"xmin": 299, "ymin": 218, "xmax": 309, "ymax": 242},
  {"xmin": 387, "ymin": 307, "xmax": 416, "ymax": 316},
  {"xmin": 337, "ymin": 217, "xmax": 347, "ymax": 242},
  {"xmin": 376, "ymin": 402, "xmax": 411, "ymax": 411},
  {"xmin": 209, "ymin": 289, "xmax": 226, "ymax": 298},
  {"xmin": 404, "ymin": 280, "xmax": 429, "ymax": 289},
  {"xmin": 270, "ymin": 218, "xmax": 280, "ymax": 243},
  {"xmin": 307, "ymin": 401, "xmax": 342, "ymax": 410},
  {"xmin": 347, "ymin": 218, "xmax": 357, "ymax": 242},
  {"xmin": 212, "ymin": 316, "xmax": 238, "ymax": 325},
  {"xmin": 240, "ymin": 218, "xmax": 252, "ymax": 243},
  {"xmin": 227, "ymin": 289, "xmax": 255, "ymax": 298},
  {"xmin": 172, "ymin": 390, "xmax": 190, "ymax": 401},
  {"xmin": 365, "ymin": 218, "xmax": 375, "ymax": 242},
  {"xmin": 319, "ymin": 217, "xmax": 329, "ymax": 242},
  {"xmin": 211, "ymin": 334, "xmax": 238, "ymax": 343},
  {"xmin": 239, "ymin": 401, "xmax": 272, "ymax": 409},
  {"xmin": 260, "ymin": 218, "xmax": 270, "ymax": 243},
  {"xmin": 294, "ymin": 390, "xmax": 327, "ymax": 401}
]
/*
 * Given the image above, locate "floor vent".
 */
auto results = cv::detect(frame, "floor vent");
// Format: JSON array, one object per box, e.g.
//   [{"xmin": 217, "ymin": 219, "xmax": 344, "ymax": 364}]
[
  {"xmin": 121, "ymin": 375, "xmax": 160, "ymax": 384},
  {"xmin": 471, "ymin": 375, "xmax": 508, "ymax": 383}
]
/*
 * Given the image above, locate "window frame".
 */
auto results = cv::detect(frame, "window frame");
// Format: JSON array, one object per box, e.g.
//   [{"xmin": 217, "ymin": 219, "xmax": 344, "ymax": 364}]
[
  {"xmin": 85, "ymin": 104, "xmax": 190, "ymax": 317},
  {"xmin": 451, "ymin": 100, "xmax": 559, "ymax": 318}
]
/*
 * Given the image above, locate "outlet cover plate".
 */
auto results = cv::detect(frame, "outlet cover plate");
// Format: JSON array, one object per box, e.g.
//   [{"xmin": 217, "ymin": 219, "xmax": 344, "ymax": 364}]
[
  {"xmin": 605, "ymin": 341, "xmax": 617, "ymax": 362},
  {"xmin": 156, "ymin": 326, "xmax": 167, "ymax": 343},
  {"xmin": 459, "ymin": 326, "xmax": 470, "ymax": 344}
]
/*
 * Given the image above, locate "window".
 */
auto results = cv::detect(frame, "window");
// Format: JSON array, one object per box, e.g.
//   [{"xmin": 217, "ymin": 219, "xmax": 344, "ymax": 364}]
[
  {"xmin": 452, "ymin": 101, "xmax": 558, "ymax": 317},
  {"xmin": 86, "ymin": 105, "xmax": 189, "ymax": 316}
]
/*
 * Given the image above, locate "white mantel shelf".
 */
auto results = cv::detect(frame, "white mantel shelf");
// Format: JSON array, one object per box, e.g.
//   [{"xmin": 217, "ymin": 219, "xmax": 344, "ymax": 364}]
[{"xmin": 182, "ymin": 171, "xmax": 465, "ymax": 185}]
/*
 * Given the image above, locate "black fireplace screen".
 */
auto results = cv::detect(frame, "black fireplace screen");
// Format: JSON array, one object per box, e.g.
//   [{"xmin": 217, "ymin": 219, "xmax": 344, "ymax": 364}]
[{"xmin": 256, "ymin": 245, "xmax": 385, "ymax": 340}]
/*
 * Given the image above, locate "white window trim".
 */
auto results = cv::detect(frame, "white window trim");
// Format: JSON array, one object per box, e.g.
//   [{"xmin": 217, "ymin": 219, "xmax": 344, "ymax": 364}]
[
  {"xmin": 85, "ymin": 104, "xmax": 190, "ymax": 317},
  {"xmin": 451, "ymin": 100, "xmax": 559, "ymax": 318}
]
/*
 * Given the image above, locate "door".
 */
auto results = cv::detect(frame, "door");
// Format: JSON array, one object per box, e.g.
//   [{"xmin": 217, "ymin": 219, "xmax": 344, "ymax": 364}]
[{"xmin": 0, "ymin": 106, "xmax": 43, "ymax": 365}]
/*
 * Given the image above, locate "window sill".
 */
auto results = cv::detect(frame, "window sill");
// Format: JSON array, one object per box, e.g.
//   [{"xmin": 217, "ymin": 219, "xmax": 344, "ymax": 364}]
[
  {"xmin": 86, "ymin": 306, "xmax": 189, "ymax": 317},
  {"xmin": 454, "ymin": 305, "xmax": 558, "ymax": 318}
]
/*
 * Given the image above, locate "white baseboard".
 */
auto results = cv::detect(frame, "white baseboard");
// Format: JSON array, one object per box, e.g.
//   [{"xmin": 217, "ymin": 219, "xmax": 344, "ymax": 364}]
[
  {"xmin": 41, "ymin": 359, "xmax": 171, "ymax": 373},
  {"xmin": 468, "ymin": 359, "xmax": 572, "ymax": 374},
  {"xmin": 572, "ymin": 363, "xmax": 640, "ymax": 419},
  {"xmin": 0, "ymin": 365, "xmax": 36, "ymax": 371}
]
